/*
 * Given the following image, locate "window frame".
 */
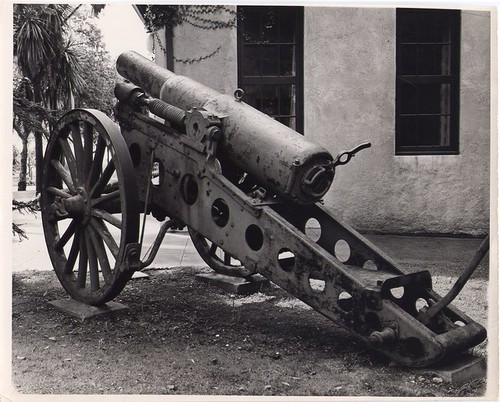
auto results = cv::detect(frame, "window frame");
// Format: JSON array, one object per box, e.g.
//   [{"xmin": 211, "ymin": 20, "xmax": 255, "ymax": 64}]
[
  {"xmin": 395, "ymin": 8, "xmax": 461, "ymax": 155},
  {"xmin": 237, "ymin": 6, "xmax": 304, "ymax": 134}
]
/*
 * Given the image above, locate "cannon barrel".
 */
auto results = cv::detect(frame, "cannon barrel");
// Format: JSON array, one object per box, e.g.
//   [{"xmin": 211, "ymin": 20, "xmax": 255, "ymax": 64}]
[{"xmin": 116, "ymin": 50, "xmax": 334, "ymax": 203}]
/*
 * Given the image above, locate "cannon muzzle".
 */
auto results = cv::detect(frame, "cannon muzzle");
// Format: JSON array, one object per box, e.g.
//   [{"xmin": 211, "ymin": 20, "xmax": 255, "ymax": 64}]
[{"xmin": 117, "ymin": 50, "xmax": 334, "ymax": 203}]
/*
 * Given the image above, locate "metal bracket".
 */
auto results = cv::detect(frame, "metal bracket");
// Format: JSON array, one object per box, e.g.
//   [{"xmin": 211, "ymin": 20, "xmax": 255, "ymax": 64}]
[
  {"xmin": 121, "ymin": 243, "xmax": 142, "ymax": 272},
  {"xmin": 380, "ymin": 270, "xmax": 432, "ymax": 297},
  {"xmin": 361, "ymin": 288, "xmax": 382, "ymax": 311}
]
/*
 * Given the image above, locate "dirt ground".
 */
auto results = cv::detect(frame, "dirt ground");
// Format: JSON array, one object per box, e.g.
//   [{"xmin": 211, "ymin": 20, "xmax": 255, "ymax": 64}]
[{"xmin": 10, "ymin": 261, "xmax": 489, "ymax": 398}]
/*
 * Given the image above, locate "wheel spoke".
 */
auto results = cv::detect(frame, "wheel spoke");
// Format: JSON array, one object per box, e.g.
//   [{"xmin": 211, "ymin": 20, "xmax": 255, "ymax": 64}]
[
  {"xmin": 82, "ymin": 121, "xmax": 93, "ymax": 178},
  {"xmin": 209, "ymin": 243, "xmax": 218, "ymax": 257},
  {"xmin": 88, "ymin": 135, "xmax": 106, "ymax": 189},
  {"xmin": 102, "ymin": 181, "xmax": 120, "ymax": 194},
  {"xmin": 85, "ymin": 230, "xmax": 100, "ymax": 291},
  {"xmin": 77, "ymin": 234, "xmax": 88, "ymax": 288},
  {"xmin": 70, "ymin": 122, "xmax": 84, "ymax": 180},
  {"xmin": 91, "ymin": 190, "xmax": 120, "ymax": 208},
  {"xmin": 49, "ymin": 211, "xmax": 71, "ymax": 223},
  {"xmin": 64, "ymin": 229, "xmax": 81, "ymax": 274},
  {"xmin": 90, "ymin": 217, "xmax": 119, "ymax": 259},
  {"xmin": 47, "ymin": 186, "xmax": 72, "ymax": 199},
  {"xmin": 54, "ymin": 220, "xmax": 76, "ymax": 251},
  {"xmin": 90, "ymin": 161, "xmax": 115, "ymax": 198},
  {"xmin": 59, "ymin": 138, "xmax": 79, "ymax": 187},
  {"xmin": 91, "ymin": 208, "xmax": 122, "ymax": 228},
  {"xmin": 51, "ymin": 159, "xmax": 76, "ymax": 193},
  {"xmin": 88, "ymin": 224, "xmax": 112, "ymax": 284}
]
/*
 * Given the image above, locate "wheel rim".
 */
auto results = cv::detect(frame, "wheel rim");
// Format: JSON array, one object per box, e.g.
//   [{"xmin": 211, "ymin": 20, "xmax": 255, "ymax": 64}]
[
  {"xmin": 188, "ymin": 227, "xmax": 250, "ymax": 277},
  {"xmin": 41, "ymin": 109, "xmax": 139, "ymax": 305}
]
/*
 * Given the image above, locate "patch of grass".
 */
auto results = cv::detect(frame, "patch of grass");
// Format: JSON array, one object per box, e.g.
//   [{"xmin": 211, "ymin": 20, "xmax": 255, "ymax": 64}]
[{"xmin": 11, "ymin": 268, "xmax": 488, "ymax": 396}]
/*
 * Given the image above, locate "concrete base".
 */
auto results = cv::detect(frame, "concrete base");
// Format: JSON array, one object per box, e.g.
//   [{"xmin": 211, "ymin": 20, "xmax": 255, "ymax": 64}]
[
  {"xmin": 195, "ymin": 273, "xmax": 270, "ymax": 295},
  {"xmin": 132, "ymin": 271, "xmax": 150, "ymax": 279},
  {"xmin": 48, "ymin": 299, "xmax": 129, "ymax": 320},
  {"xmin": 420, "ymin": 354, "xmax": 486, "ymax": 386}
]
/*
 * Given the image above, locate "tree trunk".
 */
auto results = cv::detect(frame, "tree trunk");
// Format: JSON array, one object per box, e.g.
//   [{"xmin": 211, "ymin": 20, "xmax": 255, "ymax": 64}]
[
  {"xmin": 34, "ymin": 86, "xmax": 44, "ymax": 194},
  {"xmin": 18, "ymin": 137, "xmax": 28, "ymax": 191},
  {"xmin": 34, "ymin": 131, "xmax": 43, "ymax": 194}
]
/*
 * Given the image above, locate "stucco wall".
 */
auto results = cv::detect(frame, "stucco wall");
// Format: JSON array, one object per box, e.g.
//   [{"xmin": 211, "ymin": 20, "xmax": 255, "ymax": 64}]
[
  {"xmin": 164, "ymin": 7, "xmax": 490, "ymax": 236},
  {"xmin": 172, "ymin": 7, "xmax": 238, "ymax": 95},
  {"xmin": 304, "ymin": 8, "xmax": 490, "ymax": 236}
]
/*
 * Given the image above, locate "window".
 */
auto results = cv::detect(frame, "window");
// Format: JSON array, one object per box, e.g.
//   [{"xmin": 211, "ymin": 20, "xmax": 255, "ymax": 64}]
[
  {"xmin": 237, "ymin": 6, "xmax": 304, "ymax": 133},
  {"xmin": 396, "ymin": 9, "xmax": 461, "ymax": 155}
]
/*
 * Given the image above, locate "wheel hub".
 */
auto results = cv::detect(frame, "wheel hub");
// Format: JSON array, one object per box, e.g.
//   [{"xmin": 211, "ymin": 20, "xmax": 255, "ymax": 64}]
[{"xmin": 63, "ymin": 187, "xmax": 91, "ymax": 225}]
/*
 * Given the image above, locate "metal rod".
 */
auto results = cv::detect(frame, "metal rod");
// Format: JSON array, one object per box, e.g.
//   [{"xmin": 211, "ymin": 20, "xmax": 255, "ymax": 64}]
[
  {"xmin": 139, "ymin": 148, "xmax": 155, "ymax": 250},
  {"xmin": 419, "ymin": 235, "xmax": 489, "ymax": 324},
  {"xmin": 140, "ymin": 219, "xmax": 176, "ymax": 269}
]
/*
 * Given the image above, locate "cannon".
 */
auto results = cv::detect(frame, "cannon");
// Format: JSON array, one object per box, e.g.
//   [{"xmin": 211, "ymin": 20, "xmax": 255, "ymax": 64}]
[{"xmin": 40, "ymin": 50, "xmax": 486, "ymax": 368}]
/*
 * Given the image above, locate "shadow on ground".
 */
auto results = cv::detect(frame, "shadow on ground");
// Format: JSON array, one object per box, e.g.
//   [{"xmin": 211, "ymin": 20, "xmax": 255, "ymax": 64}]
[{"xmin": 11, "ymin": 266, "xmax": 487, "ymax": 396}]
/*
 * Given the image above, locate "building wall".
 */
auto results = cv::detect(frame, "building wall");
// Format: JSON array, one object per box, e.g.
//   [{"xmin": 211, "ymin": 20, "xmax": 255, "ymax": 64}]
[
  {"xmin": 303, "ymin": 8, "xmax": 490, "ymax": 236},
  {"xmin": 166, "ymin": 7, "xmax": 491, "ymax": 236},
  {"xmin": 171, "ymin": 7, "xmax": 238, "ymax": 95}
]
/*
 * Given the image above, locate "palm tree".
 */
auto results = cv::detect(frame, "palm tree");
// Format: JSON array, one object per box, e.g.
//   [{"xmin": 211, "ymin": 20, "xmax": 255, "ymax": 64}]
[
  {"xmin": 13, "ymin": 4, "xmax": 85, "ymax": 192},
  {"xmin": 12, "ymin": 77, "xmax": 50, "ymax": 191},
  {"xmin": 45, "ymin": 37, "xmax": 85, "ymax": 124}
]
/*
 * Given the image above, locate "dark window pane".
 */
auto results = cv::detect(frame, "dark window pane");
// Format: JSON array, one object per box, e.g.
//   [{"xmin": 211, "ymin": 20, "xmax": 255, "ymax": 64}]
[
  {"xmin": 401, "ymin": 116, "xmax": 450, "ymax": 147},
  {"xmin": 435, "ymin": 16, "xmax": 452, "ymax": 42},
  {"xmin": 262, "ymin": 85, "xmax": 279, "ymax": 115},
  {"xmin": 400, "ymin": 14, "xmax": 418, "ymax": 42},
  {"xmin": 400, "ymin": 83, "xmax": 418, "ymax": 114},
  {"xmin": 416, "ymin": 45, "xmax": 431, "ymax": 74},
  {"xmin": 279, "ymin": 11, "xmax": 296, "ymax": 42},
  {"xmin": 279, "ymin": 85, "xmax": 294, "ymax": 115},
  {"xmin": 262, "ymin": 45, "xmax": 280, "ymax": 75},
  {"xmin": 416, "ymin": 44, "xmax": 451, "ymax": 75},
  {"xmin": 438, "ymin": 116, "xmax": 451, "ymax": 146},
  {"xmin": 417, "ymin": 116, "xmax": 437, "ymax": 145},
  {"xmin": 419, "ymin": 116, "xmax": 450, "ymax": 146},
  {"xmin": 417, "ymin": 13, "xmax": 438, "ymax": 42},
  {"xmin": 400, "ymin": 83, "xmax": 451, "ymax": 116},
  {"xmin": 262, "ymin": 10, "xmax": 279, "ymax": 43},
  {"xmin": 400, "ymin": 116, "xmax": 418, "ymax": 146},
  {"xmin": 400, "ymin": 45, "xmax": 418, "ymax": 75},
  {"xmin": 243, "ymin": 45, "xmax": 261, "ymax": 76},
  {"xmin": 242, "ymin": 10, "xmax": 261, "ymax": 43},
  {"xmin": 437, "ymin": 44, "xmax": 451, "ymax": 75},
  {"xmin": 417, "ymin": 83, "xmax": 451, "ymax": 114},
  {"xmin": 280, "ymin": 45, "xmax": 295, "ymax": 76},
  {"xmin": 242, "ymin": 85, "xmax": 261, "ymax": 109}
]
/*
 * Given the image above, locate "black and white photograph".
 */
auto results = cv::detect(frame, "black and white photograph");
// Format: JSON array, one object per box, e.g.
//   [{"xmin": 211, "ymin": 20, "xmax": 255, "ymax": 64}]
[{"xmin": 2, "ymin": 1, "xmax": 497, "ymax": 400}]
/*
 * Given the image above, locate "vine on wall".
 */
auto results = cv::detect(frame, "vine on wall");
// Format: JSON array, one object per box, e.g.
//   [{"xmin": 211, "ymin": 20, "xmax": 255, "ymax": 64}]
[{"xmin": 143, "ymin": 5, "xmax": 238, "ymax": 64}]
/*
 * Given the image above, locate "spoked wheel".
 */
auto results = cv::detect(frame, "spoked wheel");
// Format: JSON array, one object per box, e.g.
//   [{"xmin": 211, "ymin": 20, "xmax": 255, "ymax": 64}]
[
  {"xmin": 188, "ymin": 227, "xmax": 251, "ymax": 277},
  {"xmin": 41, "ymin": 109, "xmax": 140, "ymax": 305}
]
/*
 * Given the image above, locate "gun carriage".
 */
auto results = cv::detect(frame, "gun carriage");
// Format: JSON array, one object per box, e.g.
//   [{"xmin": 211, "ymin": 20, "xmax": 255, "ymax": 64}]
[{"xmin": 40, "ymin": 50, "xmax": 487, "ymax": 368}]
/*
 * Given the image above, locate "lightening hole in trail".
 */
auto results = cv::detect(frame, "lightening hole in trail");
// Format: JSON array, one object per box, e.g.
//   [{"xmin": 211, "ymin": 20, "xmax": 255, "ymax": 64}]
[{"xmin": 277, "ymin": 249, "xmax": 295, "ymax": 272}]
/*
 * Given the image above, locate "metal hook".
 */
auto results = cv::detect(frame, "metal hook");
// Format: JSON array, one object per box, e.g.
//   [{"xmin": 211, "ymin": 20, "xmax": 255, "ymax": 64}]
[{"xmin": 234, "ymin": 88, "xmax": 245, "ymax": 102}]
